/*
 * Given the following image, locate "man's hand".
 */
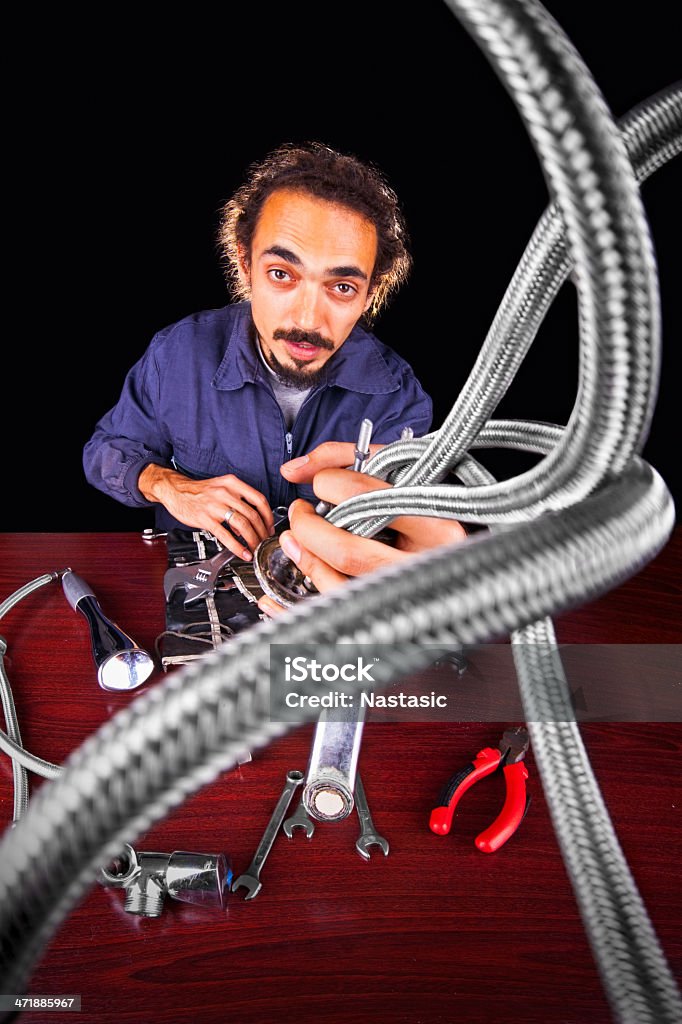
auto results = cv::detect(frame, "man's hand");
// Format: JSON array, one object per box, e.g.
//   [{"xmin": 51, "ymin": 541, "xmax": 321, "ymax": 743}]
[
  {"xmin": 259, "ymin": 443, "xmax": 467, "ymax": 616},
  {"xmin": 279, "ymin": 440, "xmax": 386, "ymax": 483},
  {"xmin": 139, "ymin": 465, "xmax": 274, "ymax": 559}
]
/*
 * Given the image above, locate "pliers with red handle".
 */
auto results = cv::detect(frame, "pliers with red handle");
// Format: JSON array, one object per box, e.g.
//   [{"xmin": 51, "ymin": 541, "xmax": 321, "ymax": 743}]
[{"xmin": 429, "ymin": 727, "xmax": 531, "ymax": 853}]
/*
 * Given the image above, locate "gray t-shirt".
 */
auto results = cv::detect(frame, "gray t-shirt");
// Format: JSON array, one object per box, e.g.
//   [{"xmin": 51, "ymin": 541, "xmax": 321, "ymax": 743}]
[{"xmin": 257, "ymin": 343, "xmax": 312, "ymax": 430}]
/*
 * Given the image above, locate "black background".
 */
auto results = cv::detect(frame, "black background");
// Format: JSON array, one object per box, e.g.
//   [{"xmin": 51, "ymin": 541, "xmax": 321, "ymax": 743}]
[{"xmin": 5, "ymin": 1, "xmax": 680, "ymax": 531}]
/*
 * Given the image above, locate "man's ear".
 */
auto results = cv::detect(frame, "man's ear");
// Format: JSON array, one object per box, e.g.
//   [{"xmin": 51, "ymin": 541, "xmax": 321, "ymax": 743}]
[
  {"xmin": 236, "ymin": 244, "xmax": 251, "ymax": 288},
  {"xmin": 363, "ymin": 283, "xmax": 377, "ymax": 313}
]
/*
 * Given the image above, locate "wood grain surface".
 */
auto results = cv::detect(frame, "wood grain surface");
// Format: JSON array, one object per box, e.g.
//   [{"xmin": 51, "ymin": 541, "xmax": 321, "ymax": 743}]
[{"xmin": 0, "ymin": 531, "xmax": 680, "ymax": 1024}]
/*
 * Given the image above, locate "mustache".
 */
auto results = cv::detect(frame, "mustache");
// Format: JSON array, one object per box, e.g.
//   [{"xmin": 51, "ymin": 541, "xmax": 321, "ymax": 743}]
[{"xmin": 273, "ymin": 328, "xmax": 335, "ymax": 351}]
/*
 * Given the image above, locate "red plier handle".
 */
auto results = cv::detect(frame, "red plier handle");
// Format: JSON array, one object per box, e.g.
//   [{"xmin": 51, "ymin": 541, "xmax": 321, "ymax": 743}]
[{"xmin": 429, "ymin": 744, "xmax": 529, "ymax": 853}]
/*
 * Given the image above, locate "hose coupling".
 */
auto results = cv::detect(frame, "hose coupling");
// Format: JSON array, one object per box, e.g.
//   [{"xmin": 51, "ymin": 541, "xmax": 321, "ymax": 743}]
[{"xmin": 99, "ymin": 843, "xmax": 231, "ymax": 916}]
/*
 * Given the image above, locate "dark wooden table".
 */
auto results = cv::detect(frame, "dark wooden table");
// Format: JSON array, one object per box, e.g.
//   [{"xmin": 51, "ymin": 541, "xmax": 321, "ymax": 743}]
[{"xmin": 0, "ymin": 531, "xmax": 680, "ymax": 1024}]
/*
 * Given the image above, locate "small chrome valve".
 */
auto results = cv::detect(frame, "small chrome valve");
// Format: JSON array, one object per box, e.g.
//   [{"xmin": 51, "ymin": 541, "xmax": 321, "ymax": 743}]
[{"xmin": 99, "ymin": 844, "xmax": 231, "ymax": 917}]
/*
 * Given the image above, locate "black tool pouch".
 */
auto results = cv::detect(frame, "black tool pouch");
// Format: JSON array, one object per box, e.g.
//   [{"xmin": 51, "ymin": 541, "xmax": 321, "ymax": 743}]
[{"xmin": 158, "ymin": 529, "xmax": 265, "ymax": 671}]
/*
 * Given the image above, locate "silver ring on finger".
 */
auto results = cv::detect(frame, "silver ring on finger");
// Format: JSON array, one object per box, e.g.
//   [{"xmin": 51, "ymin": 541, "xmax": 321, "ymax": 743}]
[{"xmin": 224, "ymin": 509, "xmax": 235, "ymax": 527}]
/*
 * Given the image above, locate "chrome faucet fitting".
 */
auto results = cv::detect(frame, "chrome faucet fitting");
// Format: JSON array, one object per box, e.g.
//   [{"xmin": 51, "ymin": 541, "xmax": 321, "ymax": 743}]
[{"xmin": 99, "ymin": 844, "xmax": 231, "ymax": 916}]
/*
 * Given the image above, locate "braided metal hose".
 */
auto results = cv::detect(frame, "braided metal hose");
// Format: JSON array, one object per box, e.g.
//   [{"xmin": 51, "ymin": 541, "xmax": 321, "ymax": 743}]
[
  {"xmin": 0, "ymin": 575, "xmax": 62, "ymax": 823},
  {"xmin": 514, "ymin": 630, "xmax": 682, "ymax": 1024},
  {"xmin": 336, "ymin": 11, "xmax": 680, "ymax": 1014},
  {"xmin": 452, "ymin": 424, "xmax": 682, "ymax": 1024},
  {"xmin": 0, "ymin": 458, "xmax": 674, "ymax": 996},
  {"xmin": 362, "ymin": 82, "xmax": 681, "ymax": 498},
  {"xmin": 435, "ymin": 0, "xmax": 660, "ymax": 493},
  {"xmin": 0, "ymin": 3, "xmax": 680, "ymax": 1022}
]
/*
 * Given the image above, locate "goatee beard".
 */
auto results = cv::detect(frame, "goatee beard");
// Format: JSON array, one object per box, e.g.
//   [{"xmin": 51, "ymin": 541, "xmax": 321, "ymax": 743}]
[
  {"xmin": 263, "ymin": 346, "xmax": 330, "ymax": 389},
  {"xmin": 254, "ymin": 324, "xmax": 337, "ymax": 389}
]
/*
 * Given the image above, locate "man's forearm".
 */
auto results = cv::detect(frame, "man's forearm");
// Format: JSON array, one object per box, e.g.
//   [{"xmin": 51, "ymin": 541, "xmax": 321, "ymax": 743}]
[{"xmin": 138, "ymin": 463, "xmax": 184, "ymax": 504}]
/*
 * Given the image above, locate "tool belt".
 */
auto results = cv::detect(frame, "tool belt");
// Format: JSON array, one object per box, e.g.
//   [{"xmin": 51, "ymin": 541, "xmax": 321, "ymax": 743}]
[{"xmin": 158, "ymin": 529, "xmax": 265, "ymax": 671}]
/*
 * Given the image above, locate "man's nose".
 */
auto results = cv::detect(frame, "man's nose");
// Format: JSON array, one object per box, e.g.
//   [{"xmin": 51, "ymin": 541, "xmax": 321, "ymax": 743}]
[{"xmin": 292, "ymin": 282, "xmax": 324, "ymax": 331}]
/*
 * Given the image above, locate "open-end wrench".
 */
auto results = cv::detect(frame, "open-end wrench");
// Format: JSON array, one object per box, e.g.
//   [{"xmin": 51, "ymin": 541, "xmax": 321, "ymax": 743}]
[
  {"xmin": 354, "ymin": 774, "xmax": 389, "ymax": 860},
  {"xmin": 283, "ymin": 798, "xmax": 316, "ymax": 839},
  {"xmin": 231, "ymin": 770, "xmax": 304, "ymax": 899}
]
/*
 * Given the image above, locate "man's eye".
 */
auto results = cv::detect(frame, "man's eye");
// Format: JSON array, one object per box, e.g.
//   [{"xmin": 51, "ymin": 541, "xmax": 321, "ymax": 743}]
[
  {"xmin": 268, "ymin": 269, "xmax": 291, "ymax": 282},
  {"xmin": 334, "ymin": 282, "xmax": 356, "ymax": 296}
]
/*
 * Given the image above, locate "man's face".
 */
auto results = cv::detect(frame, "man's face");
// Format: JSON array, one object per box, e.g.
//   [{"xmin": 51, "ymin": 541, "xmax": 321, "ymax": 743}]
[{"xmin": 240, "ymin": 188, "xmax": 378, "ymax": 386}]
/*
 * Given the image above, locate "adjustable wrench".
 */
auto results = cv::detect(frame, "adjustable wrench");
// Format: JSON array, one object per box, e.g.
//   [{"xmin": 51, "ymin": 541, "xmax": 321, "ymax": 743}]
[
  {"xmin": 231, "ymin": 770, "xmax": 304, "ymax": 899},
  {"xmin": 164, "ymin": 507, "xmax": 290, "ymax": 607},
  {"xmin": 354, "ymin": 774, "xmax": 389, "ymax": 860},
  {"xmin": 163, "ymin": 547, "xmax": 239, "ymax": 606}
]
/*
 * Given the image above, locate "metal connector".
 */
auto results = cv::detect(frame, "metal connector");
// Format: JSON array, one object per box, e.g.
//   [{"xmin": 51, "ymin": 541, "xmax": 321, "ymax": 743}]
[
  {"xmin": 302, "ymin": 708, "xmax": 365, "ymax": 822},
  {"xmin": 99, "ymin": 844, "xmax": 231, "ymax": 916}
]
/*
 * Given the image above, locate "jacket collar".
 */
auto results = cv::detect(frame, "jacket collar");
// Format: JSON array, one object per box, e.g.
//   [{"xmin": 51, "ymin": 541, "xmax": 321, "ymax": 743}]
[{"xmin": 212, "ymin": 302, "xmax": 400, "ymax": 395}]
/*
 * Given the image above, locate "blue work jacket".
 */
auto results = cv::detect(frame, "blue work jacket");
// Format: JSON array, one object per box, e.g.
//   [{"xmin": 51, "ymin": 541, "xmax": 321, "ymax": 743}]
[{"xmin": 83, "ymin": 301, "xmax": 433, "ymax": 530}]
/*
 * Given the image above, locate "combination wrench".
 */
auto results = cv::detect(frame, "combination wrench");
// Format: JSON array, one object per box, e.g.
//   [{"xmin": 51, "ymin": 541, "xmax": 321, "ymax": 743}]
[
  {"xmin": 283, "ymin": 798, "xmax": 316, "ymax": 839},
  {"xmin": 354, "ymin": 774, "xmax": 389, "ymax": 860},
  {"xmin": 231, "ymin": 769, "xmax": 304, "ymax": 899}
]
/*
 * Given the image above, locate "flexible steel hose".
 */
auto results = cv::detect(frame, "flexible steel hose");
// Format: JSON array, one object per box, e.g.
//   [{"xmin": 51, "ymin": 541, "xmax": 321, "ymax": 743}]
[
  {"xmin": 368, "ymin": 420, "xmax": 566, "ymax": 488},
  {"xmin": 452, "ymin": 426, "xmax": 682, "ymax": 1024},
  {"xmin": 428, "ymin": 0, "xmax": 660, "ymax": 494},
  {"xmin": 514, "ymin": 629, "xmax": 682, "ymax": 1024},
  {"xmin": 0, "ymin": 458, "xmax": 673, "ymax": 996},
  {"xmin": 0, "ymin": 575, "xmax": 62, "ymax": 823},
  {"xmin": 342, "ymin": 81, "xmax": 681, "ymax": 531},
  {"xmin": 346, "ymin": 413, "xmax": 682, "ymax": 1022},
  {"xmin": 0, "ymin": 3, "xmax": 679, "ymax": 1022},
  {"xmin": 0, "ymin": 729, "xmax": 61, "ymax": 783},
  {"xmin": 340, "ymin": 19, "xmax": 679, "ymax": 1014}
]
